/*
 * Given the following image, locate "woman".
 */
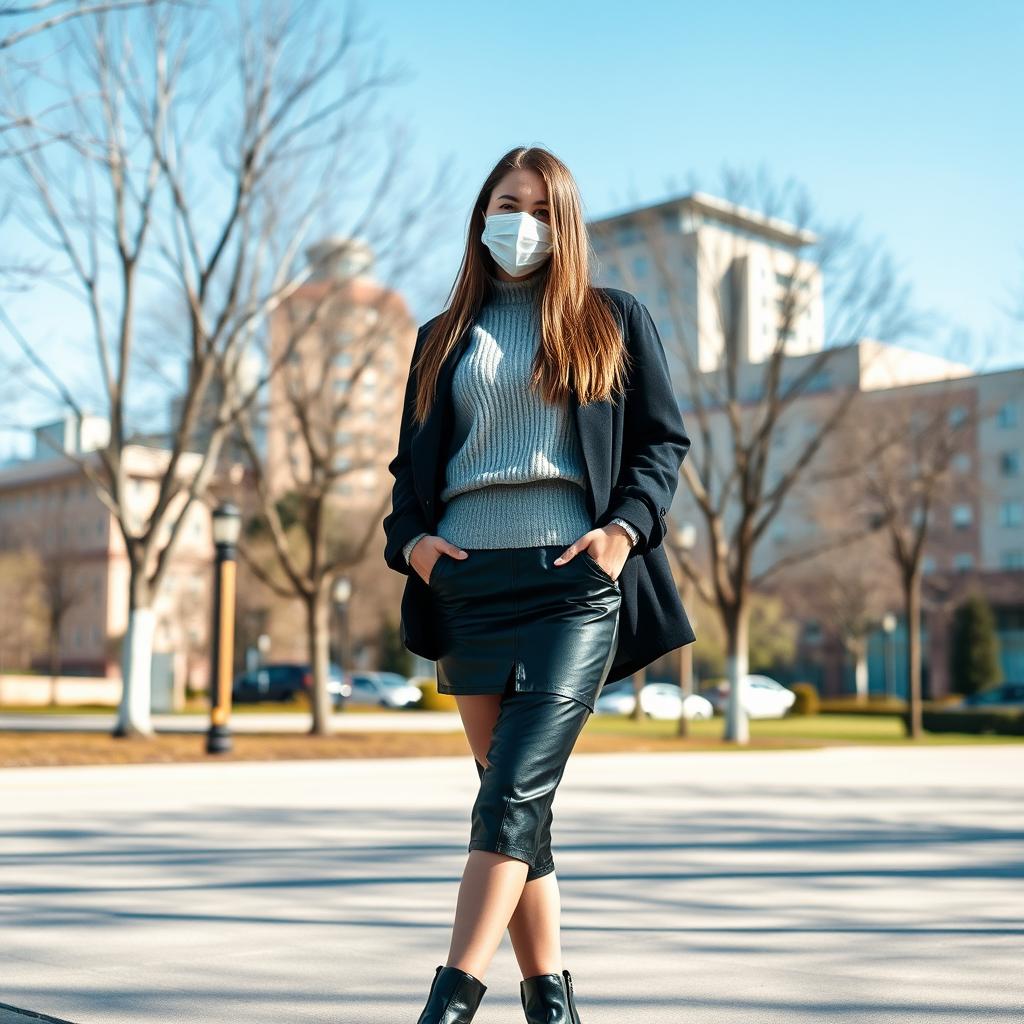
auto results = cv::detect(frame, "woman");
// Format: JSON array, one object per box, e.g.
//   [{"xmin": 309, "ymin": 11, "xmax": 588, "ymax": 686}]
[{"xmin": 382, "ymin": 145, "xmax": 694, "ymax": 1024}]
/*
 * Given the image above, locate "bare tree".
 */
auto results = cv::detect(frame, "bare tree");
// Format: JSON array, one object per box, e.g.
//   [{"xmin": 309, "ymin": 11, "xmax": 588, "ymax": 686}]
[
  {"xmin": 854, "ymin": 388, "xmax": 987, "ymax": 736},
  {"xmin": 595, "ymin": 166, "xmax": 923, "ymax": 742},
  {"xmin": 0, "ymin": 0, "xmax": 445, "ymax": 736},
  {"xmin": 233, "ymin": 288, "xmax": 425, "ymax": 736},
  {"xmin": 783, "ymin": 537, "xmax": 895, "ymax": 703},
  {"xmin": 0, "ymin": 0, "xmax": 166, "ymax": 51}
]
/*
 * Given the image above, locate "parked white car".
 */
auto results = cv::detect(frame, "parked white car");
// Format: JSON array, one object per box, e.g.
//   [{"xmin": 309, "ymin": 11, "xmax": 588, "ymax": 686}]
[
  {"xmin": 703, "ymin": 674, "xmax": 797, "ymax": 719},
  {"xmin": 347, "ymin": 671, "xmax": 422, "ymax": 709},
  {"xmin": 595, "ymin": 681, "xmax": 714, "ymax": 720}
]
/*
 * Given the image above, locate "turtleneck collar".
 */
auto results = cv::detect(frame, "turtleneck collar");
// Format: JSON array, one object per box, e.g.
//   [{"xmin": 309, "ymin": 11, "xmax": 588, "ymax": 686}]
[{"xmin": 485, "ymin": 264, "xmax": 549, "ymax": 307}]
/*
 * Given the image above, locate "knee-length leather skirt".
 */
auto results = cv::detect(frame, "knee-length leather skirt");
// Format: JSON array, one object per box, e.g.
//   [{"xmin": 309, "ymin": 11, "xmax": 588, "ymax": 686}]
[{"xmin": 428, "ymin": 544, "xmax": 622, "ymax": 712}]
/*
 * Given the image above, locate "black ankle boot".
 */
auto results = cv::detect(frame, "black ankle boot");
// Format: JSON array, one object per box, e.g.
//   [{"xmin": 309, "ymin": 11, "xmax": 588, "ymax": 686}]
[
  {"xmin": 520, "ymin": 968, "xmax": 582, "ymax": 1024},
  {"xmin": 416, "ymin": 964, "xmax": 487, "ymax": 1024}
]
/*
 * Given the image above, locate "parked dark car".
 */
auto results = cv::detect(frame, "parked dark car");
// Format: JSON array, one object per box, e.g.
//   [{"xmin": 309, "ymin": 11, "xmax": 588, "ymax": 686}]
[
  {"xmin": 959, "ymin": 682, "xmax": 1024, "ymax": 708},
  {"xmin": 232, "ymin": 662, "xmax": 352, "ymax": 707}
]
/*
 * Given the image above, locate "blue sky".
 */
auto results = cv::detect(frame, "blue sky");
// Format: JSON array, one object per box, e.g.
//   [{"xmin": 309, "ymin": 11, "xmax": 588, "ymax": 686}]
[
  {"xmin": 2, "ymin": 0, "xmax": 1022, "ymax": 458},
  {"xmin": 385, "ymin": 0, "xmax": 1022, "ymax": 348}
]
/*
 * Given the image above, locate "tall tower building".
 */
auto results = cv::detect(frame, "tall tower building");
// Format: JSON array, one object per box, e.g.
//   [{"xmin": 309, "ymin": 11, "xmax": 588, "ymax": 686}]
[{"xmin": 589, "ymin": 191, "xmax": 825, "ymax": 374}]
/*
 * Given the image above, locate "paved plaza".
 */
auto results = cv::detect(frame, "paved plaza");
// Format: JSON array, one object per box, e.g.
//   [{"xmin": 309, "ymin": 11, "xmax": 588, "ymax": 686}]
[{"xmin": 1, "ymin": 744, "xmax": 1021, "ymax": 1023}]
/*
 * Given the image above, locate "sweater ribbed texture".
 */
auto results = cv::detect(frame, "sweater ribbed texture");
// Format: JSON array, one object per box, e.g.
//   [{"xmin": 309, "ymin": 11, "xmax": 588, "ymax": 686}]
[
  {"xmin": 435, "ymin": 268, "xmax": 592, "ymax": 549},
  {"xmin": 401, "ymin": 268, "xmax": 639, "ymax": 564}
]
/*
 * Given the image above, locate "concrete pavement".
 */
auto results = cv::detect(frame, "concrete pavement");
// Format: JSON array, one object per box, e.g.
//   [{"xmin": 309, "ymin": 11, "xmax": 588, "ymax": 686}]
[{"xmin": 1, "ymin": 744, "xmax": 1022, "ymax": 1023}]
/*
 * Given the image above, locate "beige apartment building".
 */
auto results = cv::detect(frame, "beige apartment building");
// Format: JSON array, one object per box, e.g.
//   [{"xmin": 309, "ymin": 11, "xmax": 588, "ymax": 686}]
[
  {"xmin": 591, "ymin": 190, "xmax": 826, "ymax": 375},
  {"xmin": 591, "ymin": 192, "xmax": 1024, "ymax": 697},
  {"xmin": 0, "ymin": 415, "xmax": 213, "ymax": 704},
  {"xmin": 265, "ymin": 238, "xmax": 416, "ymax": 504},
  {"xmin": 256, "ymin": 238, "xmax": 418, "ymax": 665}
]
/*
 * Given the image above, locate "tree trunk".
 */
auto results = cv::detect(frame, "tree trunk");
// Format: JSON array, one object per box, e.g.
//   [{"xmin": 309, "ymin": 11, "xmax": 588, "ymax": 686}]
[
  {"xmin": 853, "ymin": 643, "xmax": 868, "ymax": 703},
  {"xmin": 723, "ymin": 601, "xmax": 750, "ymax": 744},
  {"xmin": 114, "ymin": 578, "xmax": 155, "ymax": 737},
  {"xmin": 904, "ymin": 569, "xmax": 923, "ymax": 739},
  {"xmin": 676, "ymin": 632, "xmax": 694, "ymax": 738},
  {"xmin": 48, "ymin": 629, "xmax": 60, "ymax": 707},
  {"xmin": 630, "ymin": 667, "xmax": 646, "ymax": 721},
  {"xmin": 307, "ymin": 588, "xmax": 335, "ymax": 737}
]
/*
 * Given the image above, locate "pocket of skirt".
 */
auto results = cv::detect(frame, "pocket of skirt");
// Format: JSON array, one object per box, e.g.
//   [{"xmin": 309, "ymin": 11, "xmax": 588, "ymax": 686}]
[
  {"xmin": 578, "ymin": 549, "xmax": 620, "ymax": 587},
  {"xmin": 427, "ymin": 553, "xmax": 450, "ymax": 587}
]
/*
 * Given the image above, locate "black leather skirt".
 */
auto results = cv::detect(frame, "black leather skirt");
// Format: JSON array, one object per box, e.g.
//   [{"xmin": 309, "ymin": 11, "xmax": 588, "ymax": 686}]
[{"xmin": 428, "ymin": 543, "xmax": 622, "ymax": 713}]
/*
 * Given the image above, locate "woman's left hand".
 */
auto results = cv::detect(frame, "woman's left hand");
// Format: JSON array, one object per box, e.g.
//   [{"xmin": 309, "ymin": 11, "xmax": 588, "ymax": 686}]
[{"xmin": 554, "ymin": 526, "xmax": 632, "ymax": 581}]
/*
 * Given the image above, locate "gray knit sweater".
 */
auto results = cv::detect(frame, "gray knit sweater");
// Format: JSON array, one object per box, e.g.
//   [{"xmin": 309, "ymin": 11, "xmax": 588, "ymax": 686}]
[{"xmin": 402, "ymin": 269, "xmax": 638, "ymax": 565}]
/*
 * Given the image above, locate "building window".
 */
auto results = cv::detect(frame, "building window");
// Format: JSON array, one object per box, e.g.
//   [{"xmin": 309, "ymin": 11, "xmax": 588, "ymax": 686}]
[
  {"xmin": 952, "ymin": 552, "xmax": 975, "ymax": 572},
  {"xmin": 951, "ymin": 452, "xmax": 971, "ymax": 474},
  {"xmin": 997, "ymin": 402, "xmax": 1019, "ymax": 428},
  {"xmin": 947, "ymin": 405, "xmax": 968, "ymax": 428},
  {"xmin": 1000, "ymin": 451, "xmax": 1020, "ymax": 477},
  {"xmin": 951, "ymin": 504, "xmax": 973, "ymax": 529},
  {"xmin": 922, "ymin": 555, "xmax": 937, "ymax": 574},
  {"xmin": 1000, "ymin": 501, "xmax": 1024, "ymax": 528},
  {"xmin": 617, "ymin": 223, "xmax": 642, "ymax": 245},
  {"xmin": 1001, "ymin": 550, "xmax": 1024, "ymax": 570}
]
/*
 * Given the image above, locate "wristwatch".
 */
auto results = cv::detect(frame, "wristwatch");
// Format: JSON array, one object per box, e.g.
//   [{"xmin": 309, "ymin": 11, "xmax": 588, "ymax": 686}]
[{"xmin": 608, "ymin": 517, "xmax": 640, "ymax": 548}]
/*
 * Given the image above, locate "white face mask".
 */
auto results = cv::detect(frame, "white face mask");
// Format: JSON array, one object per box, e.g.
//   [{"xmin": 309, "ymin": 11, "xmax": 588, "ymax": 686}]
[{"xmin": 481, "ymin": 211, "xmax": 552, "ymax": 278}]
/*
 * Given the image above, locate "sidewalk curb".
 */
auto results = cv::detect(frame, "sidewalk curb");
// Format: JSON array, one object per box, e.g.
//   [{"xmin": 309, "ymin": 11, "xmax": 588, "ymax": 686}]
[{"xmin": 0, "ymin": 1002, "xmax": 80, "ymax": 1023}]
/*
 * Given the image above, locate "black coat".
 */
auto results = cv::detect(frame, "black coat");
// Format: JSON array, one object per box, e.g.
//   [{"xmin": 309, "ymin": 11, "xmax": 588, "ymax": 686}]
[{"xmin": 382, "ymin": 286, "xmax": 696, "ymax": 683}]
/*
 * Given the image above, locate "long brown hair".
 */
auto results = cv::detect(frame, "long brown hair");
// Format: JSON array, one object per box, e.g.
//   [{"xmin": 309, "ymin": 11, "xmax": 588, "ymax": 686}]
[{"xmin": 409, "ymin": 145, "xmax": 629, "ymax": 426}]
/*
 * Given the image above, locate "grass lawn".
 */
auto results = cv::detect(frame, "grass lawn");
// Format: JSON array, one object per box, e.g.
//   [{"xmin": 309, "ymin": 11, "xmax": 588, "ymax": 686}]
[{"xmin": 0, "ymin": 710, "xmax": 1018, "ymax": 768}]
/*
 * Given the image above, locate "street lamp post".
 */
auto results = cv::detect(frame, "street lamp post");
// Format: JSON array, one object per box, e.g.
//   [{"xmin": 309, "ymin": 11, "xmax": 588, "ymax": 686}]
[
  {"xmin": 881, "ymin": 612, "xmax": 897, "ymax": 701},
  {"xmin": 207, "ymin": 503, "xmax": 241, "ymax": 755},
  {"xmin": 332, "ymin": 576, "xmax": 351, "ymax": 671},
  {"xmin": 673, "ymin": 523, "xmax": 697, "ymax": 738}
]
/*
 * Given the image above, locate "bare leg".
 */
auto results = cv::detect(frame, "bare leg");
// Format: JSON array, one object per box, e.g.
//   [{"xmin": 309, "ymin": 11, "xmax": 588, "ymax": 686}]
[
  {"xmin": 446, "ymin": 849, "xmax": 530, "ymax": 978},
  {"xmin": 449, "ymin": 694, "xmax": 563, "ymax": 980},
  {"xmin": 507, "ymin": 871, "xmax": 563, "ymax": 977}
]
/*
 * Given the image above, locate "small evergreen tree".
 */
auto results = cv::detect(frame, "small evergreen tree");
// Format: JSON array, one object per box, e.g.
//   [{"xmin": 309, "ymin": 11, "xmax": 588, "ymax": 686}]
[{"xmin": 950, "ymin": 593, "xmax": 1002, "ymax": 696}]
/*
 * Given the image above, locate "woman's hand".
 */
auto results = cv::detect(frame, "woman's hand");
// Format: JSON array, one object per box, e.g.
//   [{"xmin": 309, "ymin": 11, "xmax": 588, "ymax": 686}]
[
  {"xmin": 410, "ymin": 535, "xmax": 468, "ymax": 586},
  {"xmin": 554, "ymin": 525, "xmax": 633, "ymax": 582}
]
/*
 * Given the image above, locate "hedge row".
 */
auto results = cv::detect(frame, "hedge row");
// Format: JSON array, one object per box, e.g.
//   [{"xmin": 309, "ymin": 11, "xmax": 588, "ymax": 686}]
[{"xmin": 904, "ymin": 708, "xmax": 1024, "ymax": 736}]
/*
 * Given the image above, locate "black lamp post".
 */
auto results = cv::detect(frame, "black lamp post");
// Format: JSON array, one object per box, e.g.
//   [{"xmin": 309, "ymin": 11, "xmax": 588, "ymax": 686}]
[{"xmin": 207, "ymin": 503, "xmax": 241, "ymax": 754}]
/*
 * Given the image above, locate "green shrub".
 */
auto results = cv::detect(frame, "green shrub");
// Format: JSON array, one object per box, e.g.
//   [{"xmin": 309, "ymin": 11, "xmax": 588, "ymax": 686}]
[
  {"xmin": 820, "ymin": 696, "xmax": 907, "ymax": 715},
  {"xmin": 789, "ymin": 682, "xmax": 819, "ymax": 716},
  {"xmin": 414, "ymin": 677, "xmax": 458, "ymax": 712}
]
